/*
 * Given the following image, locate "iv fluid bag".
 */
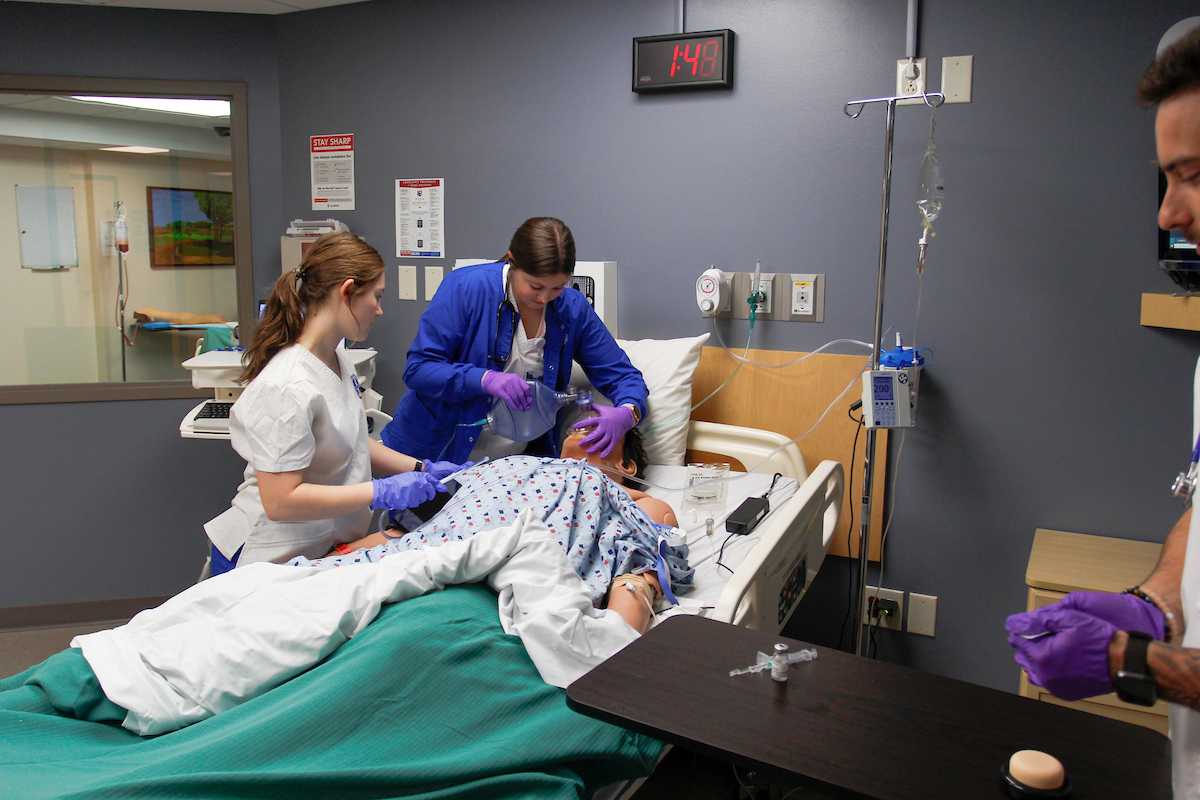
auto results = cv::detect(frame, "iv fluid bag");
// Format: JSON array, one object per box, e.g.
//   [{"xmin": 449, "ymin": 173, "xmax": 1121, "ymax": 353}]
[
  {"xmin": 917, "ymin": 147, "xmax": 944, "ymax": 226},
  {"xmin": 487, "ymin": 381, "xmax": 577, "ymax": 442}
]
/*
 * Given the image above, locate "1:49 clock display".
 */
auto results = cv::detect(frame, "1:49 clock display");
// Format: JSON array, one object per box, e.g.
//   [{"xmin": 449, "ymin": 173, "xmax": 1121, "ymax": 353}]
[{"xmin": 633, "ymin": 29, "xmax": 735, "ymax": 93}]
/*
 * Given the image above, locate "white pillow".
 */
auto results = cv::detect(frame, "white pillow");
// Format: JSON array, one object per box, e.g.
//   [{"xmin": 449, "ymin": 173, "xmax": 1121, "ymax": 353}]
[{"xmin": 570, "ymin": 333, "xmax": 709, "ymax": 465}]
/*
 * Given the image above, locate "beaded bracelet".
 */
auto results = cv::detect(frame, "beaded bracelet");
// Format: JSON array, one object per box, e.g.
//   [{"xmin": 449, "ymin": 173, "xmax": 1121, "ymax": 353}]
[{"xmin": 1124, "ymin": 586, "xmax": 1176, "ymax": 644}]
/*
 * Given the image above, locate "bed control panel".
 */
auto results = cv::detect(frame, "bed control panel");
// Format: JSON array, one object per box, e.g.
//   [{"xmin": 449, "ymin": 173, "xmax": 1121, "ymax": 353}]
[{"xmin": 778, "ymin": 554, "xmax": 807, "ymax": 626}]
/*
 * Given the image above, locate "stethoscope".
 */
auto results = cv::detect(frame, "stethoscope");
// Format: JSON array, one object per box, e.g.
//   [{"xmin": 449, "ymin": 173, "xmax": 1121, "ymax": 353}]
[
  {"xmin": 491, "ymin": 297, "xmax": 517, "ymax": 367},
  {"xmin": 490, "ymin": 268, "xmax": 518, "ymax": 367},
  {"xmin": 1172, "ymin": 431, "xmax": 1200, "ymax": 506}
]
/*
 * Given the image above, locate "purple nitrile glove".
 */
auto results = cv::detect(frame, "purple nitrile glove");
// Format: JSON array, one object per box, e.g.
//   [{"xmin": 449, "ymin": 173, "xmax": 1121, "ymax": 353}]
[
  {"xmin": 1056, "ymin": 591, "xmax": 1166, "ymax": 640},
  {"xmin": 1005, "ymin": 607, "xmax": 1118, "ymax": 701},
  {"xmin": 423, "ymin": 460, "xmax": 472, "ymax": 480},
  {"xmin": 481, "ymin": 371, "xmax": 532, "ymax": 411},
  {"xmin": 572, "ymin": 404, "xmax": 636, "ymax": 458},
  {"xmin": 370, "ymin": 472, "xmax": 447, "ymax": 511}
]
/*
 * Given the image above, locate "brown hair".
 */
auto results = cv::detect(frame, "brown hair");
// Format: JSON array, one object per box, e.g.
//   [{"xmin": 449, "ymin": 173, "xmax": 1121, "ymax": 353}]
[
  {"xmin": 501, "ymin": 217, "xmax": 576, "ymax": 277},
  {"xmin": 240, "ymin": 231, "xmax": 385, "ymax": 383},
  {"xmin": 1139, "ymin": 26, "xmax": 1200, "ymax": 106}
]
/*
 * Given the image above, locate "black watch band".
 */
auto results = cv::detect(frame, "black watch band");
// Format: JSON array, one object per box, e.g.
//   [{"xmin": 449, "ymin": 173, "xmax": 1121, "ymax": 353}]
[
  {"xmin": 414, "ymin": 459, "xmax": 425, "ymax": 473},
  {"xmin": 1114, "ymin": 631, "xmax": 1158, "ymax": 707}
]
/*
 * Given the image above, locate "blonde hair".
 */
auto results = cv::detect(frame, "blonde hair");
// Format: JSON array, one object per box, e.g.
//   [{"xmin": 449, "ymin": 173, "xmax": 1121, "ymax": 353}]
[{"xmin": 241, "ymin": 231, "xmax": 384, "ymax": 383}]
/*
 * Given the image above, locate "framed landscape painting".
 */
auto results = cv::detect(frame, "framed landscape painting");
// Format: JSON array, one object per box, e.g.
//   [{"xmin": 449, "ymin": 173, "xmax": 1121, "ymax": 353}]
[{"xmin": 147, "ymin": 186, "xmax": 235, "ymax": 267}]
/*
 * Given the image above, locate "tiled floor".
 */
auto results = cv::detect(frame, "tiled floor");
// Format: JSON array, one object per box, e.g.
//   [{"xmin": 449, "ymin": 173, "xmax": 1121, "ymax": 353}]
[{"xmin": 0, "ymin": 621, "xmax": 121, "ymax": 680}]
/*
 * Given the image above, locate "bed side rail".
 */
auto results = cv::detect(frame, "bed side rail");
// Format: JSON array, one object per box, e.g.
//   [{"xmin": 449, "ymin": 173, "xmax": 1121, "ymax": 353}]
[
  {"xmin": 686, "ymin": 420, "xmax": 808, "ymax": 483},
  {"xmin": 710, "ymin": 460, "xmax": 844, "ymax": 632}
]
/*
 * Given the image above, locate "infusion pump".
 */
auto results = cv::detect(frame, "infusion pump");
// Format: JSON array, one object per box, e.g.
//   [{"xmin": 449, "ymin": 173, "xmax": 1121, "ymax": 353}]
[{"xmin": 862, "ymin": 367, "xmax": 920, "ymax": 428}]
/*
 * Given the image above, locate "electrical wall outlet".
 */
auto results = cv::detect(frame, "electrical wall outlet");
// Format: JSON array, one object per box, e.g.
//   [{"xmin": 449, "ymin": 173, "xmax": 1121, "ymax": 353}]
[
  {"xmin": 896, "ymin": 57, "xmax": 927, "ymax": 105},
  {"xmin": 862, "ymin": 586, "xmax": 904, "ymax": 631}
]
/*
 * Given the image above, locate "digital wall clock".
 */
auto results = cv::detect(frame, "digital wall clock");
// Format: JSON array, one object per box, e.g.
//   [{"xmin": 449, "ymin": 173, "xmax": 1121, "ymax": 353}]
[{"xmin": 632, "ymin": 29, "xmax": 735, "ymax": 93}]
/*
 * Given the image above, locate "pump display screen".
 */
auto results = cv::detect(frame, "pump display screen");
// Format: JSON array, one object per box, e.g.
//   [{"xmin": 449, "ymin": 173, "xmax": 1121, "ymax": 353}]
[
  {"xmin": 873, "ymin": 376, "xmax": 893, "ymax": 400},
  {"xmin": 633, "ymin": 30, "xmax": 735, "ymax": 93}
]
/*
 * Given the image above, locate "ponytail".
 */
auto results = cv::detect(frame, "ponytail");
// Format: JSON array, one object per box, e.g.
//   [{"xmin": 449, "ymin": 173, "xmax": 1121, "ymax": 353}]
[{"xmin": 240, "ymin": 231, "xmax": 384, "ymax": 383}]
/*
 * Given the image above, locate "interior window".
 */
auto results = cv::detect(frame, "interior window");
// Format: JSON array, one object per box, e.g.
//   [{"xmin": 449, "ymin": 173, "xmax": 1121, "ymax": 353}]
[{"xmin": 0, "ymin": 76, "xmax": 253, "ymax": 403}]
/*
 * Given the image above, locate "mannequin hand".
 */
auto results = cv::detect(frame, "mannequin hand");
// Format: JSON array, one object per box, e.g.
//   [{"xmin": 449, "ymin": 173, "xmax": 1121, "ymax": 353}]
[
  {"xmin": 482, "ymin": 371, "xmax": 532, "ymax": 411},
  {"xmin": 1005, "ymin": 607, "xmax": 1118, "ymax": 701},
  {"xmin": 572, "ymin": 404, "xmax": 636, "ymax": 458},
  {"xmin": 423, "ymin": 460, "xmax": 472, "ymax": 480},
  {"xmin": 370, "ymin": 472, "xmax": 447, "ymax": 511},
  {"xmin": 1055, "ymin": 591, "xmax": 1165, "ymax": 640}
]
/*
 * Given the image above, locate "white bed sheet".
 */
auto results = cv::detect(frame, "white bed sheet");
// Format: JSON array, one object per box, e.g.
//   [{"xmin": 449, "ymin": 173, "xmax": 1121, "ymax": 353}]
[{"xmin": 641, "ymin": 466, "xmax": 797, "ymax": 615}]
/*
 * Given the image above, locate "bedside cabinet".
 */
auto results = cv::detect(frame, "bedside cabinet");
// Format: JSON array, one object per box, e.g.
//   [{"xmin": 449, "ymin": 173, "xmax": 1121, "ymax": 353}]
[{"xmin": 1021, "ymin": 528, "xmax": 1169, "ymax": 734}]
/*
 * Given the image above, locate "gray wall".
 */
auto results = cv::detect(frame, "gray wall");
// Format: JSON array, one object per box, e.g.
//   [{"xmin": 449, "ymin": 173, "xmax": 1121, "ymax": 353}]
[
  {"xmin": 274, "ymin": 0, "xmax": 1200, "ymax": 692},
  {"xmin": 0, "ymin": 3, "xmax": 284, "ymax": 605},
  {"xmin": 3, "ymin": 0, "xmax": 1199, "ymax": 696}
]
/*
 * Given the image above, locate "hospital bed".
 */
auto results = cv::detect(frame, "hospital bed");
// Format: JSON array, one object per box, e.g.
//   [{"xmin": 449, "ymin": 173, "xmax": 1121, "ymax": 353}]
[{"xmin": 0, "ymin": 336, "xmax": 845, "ymax": 800}]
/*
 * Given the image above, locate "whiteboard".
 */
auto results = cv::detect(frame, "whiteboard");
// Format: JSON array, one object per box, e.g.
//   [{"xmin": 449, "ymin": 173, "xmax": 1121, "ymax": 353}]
[{"xmin": 16, "ymin": 185, "xmax": 78, "ymax": 269}]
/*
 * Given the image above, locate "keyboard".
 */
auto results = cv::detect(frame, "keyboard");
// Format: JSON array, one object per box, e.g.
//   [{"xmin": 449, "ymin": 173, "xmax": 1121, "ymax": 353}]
[{"xmin": 191, "ymin": 400, "xmax": 234, "ymax": 432}]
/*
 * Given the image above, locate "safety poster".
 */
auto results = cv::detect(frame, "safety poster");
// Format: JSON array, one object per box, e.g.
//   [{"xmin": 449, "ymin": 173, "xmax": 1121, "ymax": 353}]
[
  {"xmin": 395, "ymin": 178, "xmax": 444, "ymax": 258},
  {"xmin": 310, "ymin": 134, "xmax": 355, "ymax": 211}
]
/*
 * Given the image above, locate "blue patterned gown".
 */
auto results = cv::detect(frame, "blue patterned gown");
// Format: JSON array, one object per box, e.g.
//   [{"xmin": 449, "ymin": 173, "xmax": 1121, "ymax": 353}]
[{"xmin": 289, "ymin": 456, "xmax": 692, "ymax": 603}]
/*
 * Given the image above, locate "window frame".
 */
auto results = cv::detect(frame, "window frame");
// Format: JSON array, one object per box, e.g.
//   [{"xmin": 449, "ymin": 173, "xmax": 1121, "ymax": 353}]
[{"xmin": 0, "ymin": 73, "xmax": 254, "ymax": 405}]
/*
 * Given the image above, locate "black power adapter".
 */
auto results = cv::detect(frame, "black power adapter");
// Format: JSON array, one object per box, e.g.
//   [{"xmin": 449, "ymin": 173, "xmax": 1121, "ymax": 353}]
[{"xmin": 726, "ymin": 496, "xmax": 770, "ymax": 535}]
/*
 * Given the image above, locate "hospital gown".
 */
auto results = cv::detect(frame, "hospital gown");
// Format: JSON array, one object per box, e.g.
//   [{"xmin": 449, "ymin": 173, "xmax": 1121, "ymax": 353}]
[{"xmin": 290, "ymin": 456, "xmax": 692, "ymax": 602}]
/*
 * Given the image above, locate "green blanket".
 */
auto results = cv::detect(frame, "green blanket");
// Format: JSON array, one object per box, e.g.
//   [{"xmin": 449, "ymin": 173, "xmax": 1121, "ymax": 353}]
[{"xmin": 0, "ymin": 584, "xmax": 662, "ymax": 799}]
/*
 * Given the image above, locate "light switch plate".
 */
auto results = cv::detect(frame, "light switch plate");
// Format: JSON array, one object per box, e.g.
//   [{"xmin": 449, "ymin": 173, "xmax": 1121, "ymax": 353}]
[
  {"xmin": 397, "ymin": 265, "xmax": 417, "ymax": 300},
  {"xmin": 424, "ymin": 266, "xmax": 443, "ymax": 301},
  {"xmin": 941, "ymin": 55, "xmax": 973, "ymax": 103},
  {"xmin": 908, "ymin": 593, "xmax": 937, "ymax": 636}
]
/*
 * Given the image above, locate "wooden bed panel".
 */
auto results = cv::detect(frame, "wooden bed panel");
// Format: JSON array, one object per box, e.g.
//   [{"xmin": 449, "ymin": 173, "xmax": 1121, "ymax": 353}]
[{"xmin": 688, "ymin": 346, "xmax": 884, "ymax": 561}]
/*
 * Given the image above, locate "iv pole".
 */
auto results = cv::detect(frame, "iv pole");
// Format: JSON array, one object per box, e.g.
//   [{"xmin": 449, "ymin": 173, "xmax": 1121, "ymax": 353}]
[{"xmin": 843, "ymin": 90, "xmax": 943, "ymax": 657}]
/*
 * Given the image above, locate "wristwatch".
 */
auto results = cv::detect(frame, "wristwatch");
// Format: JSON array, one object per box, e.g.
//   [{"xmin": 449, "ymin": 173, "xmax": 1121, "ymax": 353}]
[
  {"xmin": 1114, "ymin": 631, "xmax": 1158, "ymax": 706},
  {"xmin": 622, "ymin": 404, "xmax": 642, "ymax": 426}
]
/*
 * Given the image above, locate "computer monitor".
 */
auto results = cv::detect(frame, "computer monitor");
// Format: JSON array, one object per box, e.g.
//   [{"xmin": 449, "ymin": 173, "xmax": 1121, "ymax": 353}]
[{"xmin": 1159, "ymin": 171, "xmax": 1200, "ymax": 292}]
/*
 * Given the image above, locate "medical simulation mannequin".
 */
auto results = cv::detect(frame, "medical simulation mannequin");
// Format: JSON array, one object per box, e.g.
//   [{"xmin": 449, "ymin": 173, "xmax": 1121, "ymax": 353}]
[
  {"xmin": 302, "ymin": 426, "xmax": 677, "ymax": 634},
  {"xmin": 379, "ymin": 217, "xmax": 649, "ymax": 464},
  {"xmin": 204, "ymin": 232, "xmax": 463, "ymax": 573},
  {"xmin": 1006, "ymin": 27, "xmax": 1200, "ymax": 798}
]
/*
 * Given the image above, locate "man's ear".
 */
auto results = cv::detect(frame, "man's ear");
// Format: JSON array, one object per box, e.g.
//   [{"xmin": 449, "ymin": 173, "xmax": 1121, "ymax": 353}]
[{"xmin": 615, "ymin": 455, "xmax": 637, "ymax": 477}]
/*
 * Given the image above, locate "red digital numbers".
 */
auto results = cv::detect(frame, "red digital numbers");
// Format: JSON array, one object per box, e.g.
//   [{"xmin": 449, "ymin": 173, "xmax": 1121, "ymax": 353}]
[
  {"xmin": 670, "ymin": 40, "xmax": 720, "ymax": 79},
  {"xmin": 699, "ymin": 40, "xmax": 719, "ymax": 77}
]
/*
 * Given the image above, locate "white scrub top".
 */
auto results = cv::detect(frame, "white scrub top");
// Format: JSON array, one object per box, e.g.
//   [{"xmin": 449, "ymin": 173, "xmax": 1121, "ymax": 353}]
[
  {"xmin": 1171, "ymin": 354, "xmax": 1200, "ymax": 799},
  {"xmin": 205, "ymin": 343, "xmax": 372, "ymax": 566}
]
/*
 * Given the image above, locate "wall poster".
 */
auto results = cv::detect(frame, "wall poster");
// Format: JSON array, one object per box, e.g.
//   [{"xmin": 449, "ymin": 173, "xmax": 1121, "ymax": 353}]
[
  {"xmin": 311, "ymin": 134, "xmax": 355, "ymax": 211},
  {"xmin": 395, "ymin": 178, "xmax": 444, "ymax": 258}
]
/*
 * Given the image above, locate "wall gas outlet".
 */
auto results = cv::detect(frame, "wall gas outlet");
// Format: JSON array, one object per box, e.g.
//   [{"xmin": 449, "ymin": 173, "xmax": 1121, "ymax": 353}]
[
  {"xmin": 753, "ymin": 278, "xmax": 772, "ymax": 315},
  {"xmin": 791, "ymin": 279, "xmax": 813, "ymax": 315},
  {"xmin": 896, "ymin": 57, "xmax": 927, "ymax": 105},
  {"xmin": 862, "ymin": 586, "xmax": 904, "ymax": 631},
  {"xmin": 785, "ymin": 273, "xmax": 824, "ymax": 322}
]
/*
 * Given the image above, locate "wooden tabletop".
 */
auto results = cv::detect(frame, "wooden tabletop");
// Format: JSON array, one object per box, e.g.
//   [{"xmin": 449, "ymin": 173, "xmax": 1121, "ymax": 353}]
[{"xmin": 567, "ymin": 615, "xmax": 1171, "ymax": 800}]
